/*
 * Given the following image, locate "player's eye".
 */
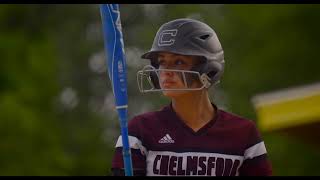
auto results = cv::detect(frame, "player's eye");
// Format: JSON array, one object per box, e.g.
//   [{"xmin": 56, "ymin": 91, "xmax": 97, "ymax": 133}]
[
  {"xmin": 158, "ymin": 59, "xmax": 165, "ymax": 65},
  {"xmin": 175, "ymin": 59, "xmax": 186, "ymax": 66}
]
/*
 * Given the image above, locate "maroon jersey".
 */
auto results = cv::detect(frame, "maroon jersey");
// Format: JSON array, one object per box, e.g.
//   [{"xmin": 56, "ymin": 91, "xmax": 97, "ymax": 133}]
[{"xmin": 111, "ymin": 103, "xmax": 272, "ymax": 176}]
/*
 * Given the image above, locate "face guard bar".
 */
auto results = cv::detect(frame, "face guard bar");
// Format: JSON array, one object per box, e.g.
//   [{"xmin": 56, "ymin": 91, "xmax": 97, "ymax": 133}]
[{"xmin": 136, "ymin": 65, "xmax": 212, "ymax": 93}]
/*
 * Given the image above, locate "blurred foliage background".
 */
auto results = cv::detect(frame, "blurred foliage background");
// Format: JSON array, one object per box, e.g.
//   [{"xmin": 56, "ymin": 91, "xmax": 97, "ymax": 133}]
[{"xmin": 1, "ymin": 4, "xmax": 320, "ymax": 176}]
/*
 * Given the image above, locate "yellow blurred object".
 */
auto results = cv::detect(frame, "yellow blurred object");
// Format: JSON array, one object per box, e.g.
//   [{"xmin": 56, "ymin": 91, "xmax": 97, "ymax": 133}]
[{"xmin": 252, "ymin": 83, "xmax": 320, "ymax": 132}]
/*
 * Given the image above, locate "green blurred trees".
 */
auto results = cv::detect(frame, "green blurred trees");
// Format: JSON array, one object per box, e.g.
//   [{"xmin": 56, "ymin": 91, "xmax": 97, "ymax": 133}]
[
  {"xmin": 0, "ymin": 4, "xmax": 112, "ymax": 175},
  {"xmin": 1, "ymin": 4, "xmax": 320, "ymax": 176}
]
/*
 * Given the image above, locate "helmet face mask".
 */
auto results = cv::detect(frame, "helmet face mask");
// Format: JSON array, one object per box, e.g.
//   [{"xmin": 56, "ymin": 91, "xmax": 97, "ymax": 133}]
[
  {"xmin": 137, "ymin": 18, "xmax": 225, "ymax": 93},
  {"xmin": 136, "ymin": 65, "xmax": 212, "ymax": 93}
]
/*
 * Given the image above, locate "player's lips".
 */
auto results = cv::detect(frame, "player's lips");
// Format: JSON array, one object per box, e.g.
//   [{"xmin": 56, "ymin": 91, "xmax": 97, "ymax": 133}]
[{"xmin": 161, "ymin": 80, "xmax": 176, "ymax": 87}]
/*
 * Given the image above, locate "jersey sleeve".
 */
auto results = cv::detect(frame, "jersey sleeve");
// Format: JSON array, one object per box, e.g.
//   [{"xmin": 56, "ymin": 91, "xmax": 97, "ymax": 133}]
[
  {"xmin": 239, "ymin": 122, "xmax": 272, "ymax": 176},
  {"xmin": 111, "ymin": 115, "xmax": 147, "ymax": 176}
]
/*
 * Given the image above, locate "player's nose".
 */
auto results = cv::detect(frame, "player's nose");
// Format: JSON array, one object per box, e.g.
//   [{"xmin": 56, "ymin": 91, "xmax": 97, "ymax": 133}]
[{"xmin": 160, "ymin": 69, "xmax": 175, "ymax": 78}]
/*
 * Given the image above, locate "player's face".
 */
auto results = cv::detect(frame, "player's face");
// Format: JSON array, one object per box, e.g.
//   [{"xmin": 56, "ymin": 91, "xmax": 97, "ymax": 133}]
[{"xmin": 157, "ymin": 52, "xmax": 202, "ymax": 98}]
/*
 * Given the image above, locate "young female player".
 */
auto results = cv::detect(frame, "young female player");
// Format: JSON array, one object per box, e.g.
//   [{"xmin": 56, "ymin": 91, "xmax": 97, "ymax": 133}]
[{"xmin": 111, "ymin": 18, "xmax": 272, "ymax": 176}]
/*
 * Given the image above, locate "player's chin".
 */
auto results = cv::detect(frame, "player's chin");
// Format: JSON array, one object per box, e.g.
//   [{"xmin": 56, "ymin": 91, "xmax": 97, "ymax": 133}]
[{"xmin": 162, "ymin": 89, "xmax": 187, "ymax": 98}]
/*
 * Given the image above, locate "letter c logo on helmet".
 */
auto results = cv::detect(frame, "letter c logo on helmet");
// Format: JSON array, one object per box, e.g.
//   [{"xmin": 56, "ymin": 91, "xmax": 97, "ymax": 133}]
[{"xmin": 157, "ymin": 29, "xmax": 178, "ymax": 47}]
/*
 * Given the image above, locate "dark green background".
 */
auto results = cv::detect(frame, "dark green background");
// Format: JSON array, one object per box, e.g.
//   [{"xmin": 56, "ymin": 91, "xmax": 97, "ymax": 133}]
[{"xmin": 1, "ymin": 4, "xmax": 319, "ymax": 175}]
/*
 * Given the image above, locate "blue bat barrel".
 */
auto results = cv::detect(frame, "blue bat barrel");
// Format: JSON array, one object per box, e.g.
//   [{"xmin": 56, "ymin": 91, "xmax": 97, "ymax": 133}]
[{"xmin": 100, "ymin": 4, "xmax": 133, "ymax": 176}]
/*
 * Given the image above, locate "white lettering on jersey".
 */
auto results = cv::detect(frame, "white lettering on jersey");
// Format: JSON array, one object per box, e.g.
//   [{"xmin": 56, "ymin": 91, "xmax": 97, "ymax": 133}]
[{"xmin": 146, "ymin": 151, "xmax": 244, "ymax": 176}]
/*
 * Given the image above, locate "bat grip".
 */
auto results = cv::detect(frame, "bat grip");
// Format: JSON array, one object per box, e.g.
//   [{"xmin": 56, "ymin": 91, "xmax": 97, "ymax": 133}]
[{"xmin": 118, "ymin": 107, "xmax": 133, "ymax": 176}]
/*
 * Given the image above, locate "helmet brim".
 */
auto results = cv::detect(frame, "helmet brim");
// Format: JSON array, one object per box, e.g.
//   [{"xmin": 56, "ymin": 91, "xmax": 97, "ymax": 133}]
[{"xmin": 141, "ymin": 51, "xmax": 161, "ymax": 59}]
